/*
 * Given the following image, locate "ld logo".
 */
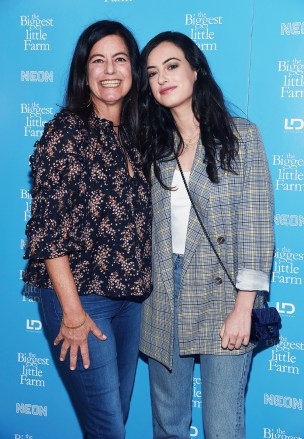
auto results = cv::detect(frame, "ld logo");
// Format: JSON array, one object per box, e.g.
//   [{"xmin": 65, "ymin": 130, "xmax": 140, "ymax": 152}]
[
  {"xmin": 276, "ymin": 302, "xmax": 295, "ymax": 315},
  {"xmin": 26, "ymin": 319, "xmax": 42, "ymax": 331},
  {"xmin": 284, "ymin": 118, "xmax": 304, "ymax": 130}
]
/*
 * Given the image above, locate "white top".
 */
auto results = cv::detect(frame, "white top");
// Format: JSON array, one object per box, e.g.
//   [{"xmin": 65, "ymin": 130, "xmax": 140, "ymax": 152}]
[{"xmin": 171, "ymin": 170, "xmax": 191, "ymax": 254}]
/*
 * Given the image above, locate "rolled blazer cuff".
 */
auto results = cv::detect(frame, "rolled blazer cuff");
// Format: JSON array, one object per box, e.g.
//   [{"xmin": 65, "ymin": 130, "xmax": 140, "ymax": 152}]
[{"xmin": 236, "ymin": 268, "xmax": 270, "ymax": 292}]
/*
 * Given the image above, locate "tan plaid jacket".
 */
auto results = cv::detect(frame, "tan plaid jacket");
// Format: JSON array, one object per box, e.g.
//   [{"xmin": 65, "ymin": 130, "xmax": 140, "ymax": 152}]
[{"xmin": 140, "ymin": 118, "xmax": 275, "ymax": 369}]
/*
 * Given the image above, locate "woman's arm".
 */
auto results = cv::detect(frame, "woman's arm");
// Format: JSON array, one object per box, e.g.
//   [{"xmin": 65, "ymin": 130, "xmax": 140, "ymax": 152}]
[
  {"xmin": 220, "ymin": 121, "xmax": 274, "ymax": 350},
  {"xmin": 220, "ymin": 290, "xmax": 256, "ymax": 350},
  {"xmin": 25, "ymin": 113, "xmax": 87, "ymax": 261},
  {"xmin": 25, "ymin": 113, "xmax": 107, "ymax": 369},
  {"xmin": 235, "ymin": 121, "xmax": 274, "ymax": 291},
  {"xmin": 45, "ymin": 256, "xmax": 107, "ymax": 370}
]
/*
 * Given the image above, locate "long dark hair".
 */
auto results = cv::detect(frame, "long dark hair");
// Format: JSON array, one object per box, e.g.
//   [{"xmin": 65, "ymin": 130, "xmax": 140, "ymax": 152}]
[
  {"xmin": 63, "ymin": 20, "xmax": 140, "ymax": 137},
  {"xmin": 139, "ymin": 31, "xmax": 239, "ymax": 186}
]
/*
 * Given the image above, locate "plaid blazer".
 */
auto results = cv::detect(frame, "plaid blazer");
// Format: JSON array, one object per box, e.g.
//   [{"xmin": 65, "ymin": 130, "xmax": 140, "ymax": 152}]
[{"xmin": 140, "ymin": 118, "xmax": 275, "ymax": 369}]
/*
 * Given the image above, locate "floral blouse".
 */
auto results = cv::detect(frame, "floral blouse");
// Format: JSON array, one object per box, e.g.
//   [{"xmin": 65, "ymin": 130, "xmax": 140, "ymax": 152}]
[{"xmin": 23, "ymin": 111, "xmax": 152, "ymax": 299}]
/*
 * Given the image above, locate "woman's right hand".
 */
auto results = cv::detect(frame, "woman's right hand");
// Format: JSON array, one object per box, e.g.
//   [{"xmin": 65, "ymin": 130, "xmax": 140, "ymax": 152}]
[
  {"xmin": 54, "ymin": 313, "xmax": 107, "ymax": 370},
  {"xmin": 44, "ymin": 256, "xmax": 107, "ymax": 370}
]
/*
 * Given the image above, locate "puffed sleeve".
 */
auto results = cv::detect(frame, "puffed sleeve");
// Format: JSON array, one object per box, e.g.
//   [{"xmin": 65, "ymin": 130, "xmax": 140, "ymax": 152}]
[
  {"xmin": 235, "ymin": 122, "xmax": 274, "ymax": 292},
  {"xmin": 24, "ymin": 112, "xmax": 88, "ymax": 260}
]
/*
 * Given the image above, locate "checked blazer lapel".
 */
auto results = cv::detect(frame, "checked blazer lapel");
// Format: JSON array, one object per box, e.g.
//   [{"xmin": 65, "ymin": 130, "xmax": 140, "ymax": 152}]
[
  {"xmin": 152, "ymin": 141, "xmax": 210, "ymax": 305},
  {"xmin": 153, "ymin": 158, "xmax": 176, "ymax": 308},
  {"xmin": 181, "ymin": 141, "xmax": 210, "ymax": 281}
]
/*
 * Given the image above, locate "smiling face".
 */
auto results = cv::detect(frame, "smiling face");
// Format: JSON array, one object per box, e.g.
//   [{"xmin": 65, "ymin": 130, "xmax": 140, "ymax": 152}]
[
  {"xmin": 146, "ymin": 41, "xmax": 197, "ymax": 112},
  {"xmin": 87, "ymin": 34, "xmax": 132, "ymax": 116}
]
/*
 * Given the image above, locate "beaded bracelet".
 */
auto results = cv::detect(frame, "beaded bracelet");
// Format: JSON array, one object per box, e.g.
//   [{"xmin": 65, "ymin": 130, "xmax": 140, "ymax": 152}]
[{"xmin": 62, "ymin": 312, "xmax": 87, "ymax": 329}]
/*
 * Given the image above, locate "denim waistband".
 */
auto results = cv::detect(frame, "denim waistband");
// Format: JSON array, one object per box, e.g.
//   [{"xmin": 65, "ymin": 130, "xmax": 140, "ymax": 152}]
[{"xmin": 173, "ymin": 253, "xmax": 184, "ymax": 268}]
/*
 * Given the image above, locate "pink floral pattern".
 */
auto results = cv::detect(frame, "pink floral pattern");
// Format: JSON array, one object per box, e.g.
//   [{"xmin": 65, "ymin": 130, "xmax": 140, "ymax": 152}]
[{"xmin": 24, "ymin": 111, "xmax": 152, "ymax": 298}]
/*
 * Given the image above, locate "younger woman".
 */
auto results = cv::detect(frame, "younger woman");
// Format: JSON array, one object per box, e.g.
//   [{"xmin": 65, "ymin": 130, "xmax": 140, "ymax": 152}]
[{"xmin": 139, "ymin": 31, "xmax": 274, "ymax": 439}]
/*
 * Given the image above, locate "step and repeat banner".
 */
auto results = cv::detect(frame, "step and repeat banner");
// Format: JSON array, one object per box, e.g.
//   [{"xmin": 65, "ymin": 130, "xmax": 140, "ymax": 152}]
[{"xmin": 1, "ymin": 0, "xmax": 303, "ymax": 438}]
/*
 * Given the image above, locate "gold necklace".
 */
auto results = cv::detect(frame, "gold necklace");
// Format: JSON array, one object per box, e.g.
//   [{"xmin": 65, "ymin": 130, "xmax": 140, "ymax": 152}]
[{"xmin": 182, "ymin": 129, "xmax": 200, "ymax": 150}]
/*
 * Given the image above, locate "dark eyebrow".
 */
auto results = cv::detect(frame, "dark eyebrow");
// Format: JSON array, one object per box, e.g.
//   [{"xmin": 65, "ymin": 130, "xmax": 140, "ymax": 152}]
[
  {"xmin": 147, "ymin": 57, "xmax": 182, "ymax": 70},
  {"xmin": 163, "ymin": 57, "xmax": 181, "ymax": 64},
  {"xmin": 89, "ymin": 51, "xmax": 129, "ymax": 61}
]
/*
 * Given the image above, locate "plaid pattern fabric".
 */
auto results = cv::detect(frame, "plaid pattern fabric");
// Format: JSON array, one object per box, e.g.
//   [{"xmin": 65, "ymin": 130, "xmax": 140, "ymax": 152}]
[{"xmin": 140, "ymin": 118, "xmax": 275, "ymax": 369}]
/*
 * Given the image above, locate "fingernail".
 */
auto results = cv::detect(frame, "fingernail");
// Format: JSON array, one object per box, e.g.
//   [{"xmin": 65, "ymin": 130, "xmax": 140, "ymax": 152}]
[
  {"xmin": 70, "ymin": 367, "xmax": 75, "ymax": 371},
  {"xmin": 60, "ymin": 357, "xmax": 64, "ymax": 362},
  {"xmin": 84, "ymin": 365, "xmax": 89, "ymax": 369},
  {"xmin": 102, "ymin": 335, "xmax": 107, "ymax": 340}
]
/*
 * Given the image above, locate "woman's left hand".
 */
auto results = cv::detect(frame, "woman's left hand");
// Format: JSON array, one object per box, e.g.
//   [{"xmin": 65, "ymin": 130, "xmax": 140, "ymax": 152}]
[{"xmin": 220, "ymin": 290, "xmax": 256, "ymax": 350}]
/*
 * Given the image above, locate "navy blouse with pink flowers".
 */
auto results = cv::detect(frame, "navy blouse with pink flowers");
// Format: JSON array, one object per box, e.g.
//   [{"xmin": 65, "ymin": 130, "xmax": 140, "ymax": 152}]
[{"xmin": 24, "ymin": 111, "xmax": 152, "ymax": 299}]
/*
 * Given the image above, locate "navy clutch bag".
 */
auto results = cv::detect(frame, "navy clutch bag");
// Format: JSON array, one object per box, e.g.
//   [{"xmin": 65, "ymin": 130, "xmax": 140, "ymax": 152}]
[{"xmin": 250, "ymin": 302, "xmax": 281, "ymax": 342}]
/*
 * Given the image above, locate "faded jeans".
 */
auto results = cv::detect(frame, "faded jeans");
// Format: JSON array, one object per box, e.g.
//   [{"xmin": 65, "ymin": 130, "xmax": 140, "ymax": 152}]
[{"xmin": 148, "ymin": 255, "xmax": 252, "ymax": 439}]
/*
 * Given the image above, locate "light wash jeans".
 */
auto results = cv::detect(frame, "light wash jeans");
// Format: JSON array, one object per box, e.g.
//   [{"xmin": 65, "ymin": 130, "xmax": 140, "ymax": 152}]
[
  {"xmin": 148, "ymin": 255, "xmax": 252, "ymax": 439},
  {"xmin": 39, "ymin": 288, "xmax": 141, "ymax": 439}
]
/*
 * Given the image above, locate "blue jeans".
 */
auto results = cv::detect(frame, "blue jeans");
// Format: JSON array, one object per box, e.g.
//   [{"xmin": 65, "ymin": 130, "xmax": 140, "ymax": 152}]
[
  {"xmin": 39, "ymin": 288, "xmax": 142, "ymax": 439},
  {"xmin": 148, "ymin": 255, "xmax": 252, "ymax": 439}
]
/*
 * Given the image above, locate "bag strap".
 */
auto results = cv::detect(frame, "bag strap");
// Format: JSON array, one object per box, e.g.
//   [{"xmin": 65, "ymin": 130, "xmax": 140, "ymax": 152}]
[{"xmin": 175, "ymin": 155, "xmax": 238, "ymax": 293}]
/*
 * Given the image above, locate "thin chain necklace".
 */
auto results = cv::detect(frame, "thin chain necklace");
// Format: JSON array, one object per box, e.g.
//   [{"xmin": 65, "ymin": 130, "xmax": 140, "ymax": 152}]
[{"xmin": 182, "ymin": 128, "xmax": 200, "ymax": 150}]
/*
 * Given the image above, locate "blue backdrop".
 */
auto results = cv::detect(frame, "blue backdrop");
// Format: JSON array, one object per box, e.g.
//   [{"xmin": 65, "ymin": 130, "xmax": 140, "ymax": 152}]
[{"xmin": 1, "ymin": 0, "xmax": 303, "ymax": 438}]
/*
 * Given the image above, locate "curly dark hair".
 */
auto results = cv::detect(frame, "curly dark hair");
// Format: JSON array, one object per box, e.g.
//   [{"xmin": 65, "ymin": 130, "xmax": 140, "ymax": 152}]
[{"xmin": 139, "ymin": 31, "xmax": 239, "ymax": 187}]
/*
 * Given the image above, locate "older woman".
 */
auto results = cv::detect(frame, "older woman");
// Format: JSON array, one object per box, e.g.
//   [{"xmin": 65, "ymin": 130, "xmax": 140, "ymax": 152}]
[
  {"xmin": 139, "ymin": 31, "xmax": 274, "ymax": 439},
  {"xmin": 24, "ymin": 20, "xmax": 151, "ymax": 439}
]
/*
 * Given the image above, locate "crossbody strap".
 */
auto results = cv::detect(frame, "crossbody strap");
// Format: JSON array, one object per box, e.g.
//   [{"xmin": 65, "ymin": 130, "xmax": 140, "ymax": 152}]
[{"xmin": 175, "ymin": 155, "xmax": 238, "ymax": 293}]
